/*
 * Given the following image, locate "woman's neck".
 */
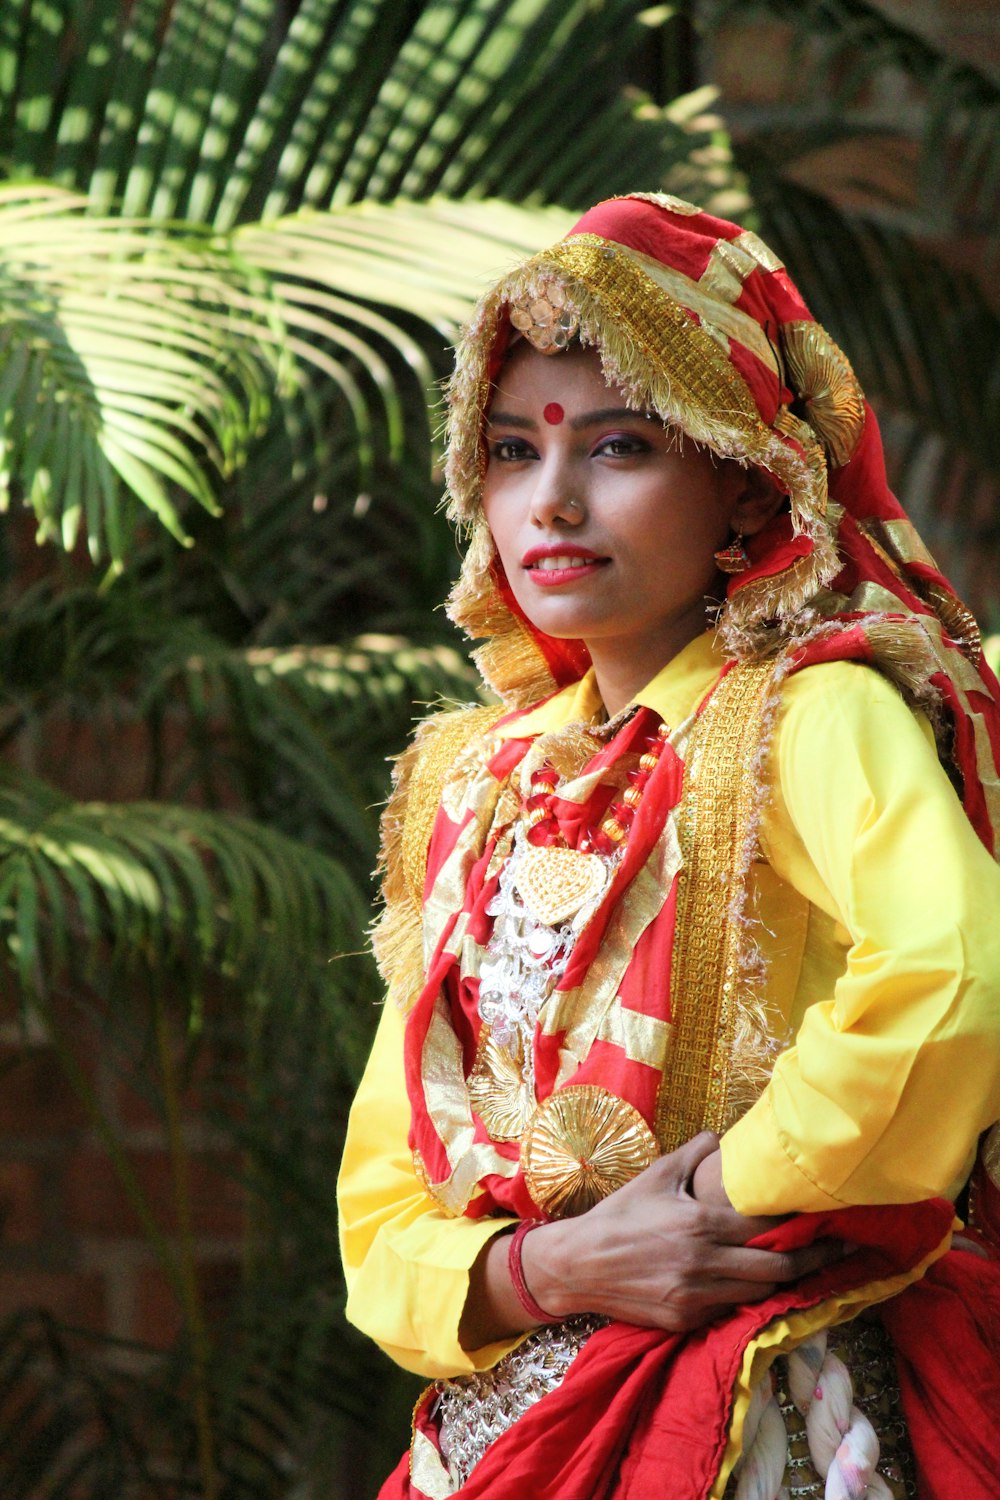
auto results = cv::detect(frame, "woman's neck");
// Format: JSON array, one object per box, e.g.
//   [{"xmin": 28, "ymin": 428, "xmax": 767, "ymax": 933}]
[{"xmin": 587, "ymin": 612, "xmax": 710, "ymax": 718}]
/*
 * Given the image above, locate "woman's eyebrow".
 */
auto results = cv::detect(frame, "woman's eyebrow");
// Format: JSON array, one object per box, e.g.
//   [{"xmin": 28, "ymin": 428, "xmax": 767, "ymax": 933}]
[
  {"xmin": 485, "ymin": 411, "xmax": 535, "ymax": 429},
  {"xmin": 570, "ymin": 407, "xmax": 652, "ymax": 429},
  {"xmin": 486, "ymin": 407, "xmax": 652, "ymax": 430}
]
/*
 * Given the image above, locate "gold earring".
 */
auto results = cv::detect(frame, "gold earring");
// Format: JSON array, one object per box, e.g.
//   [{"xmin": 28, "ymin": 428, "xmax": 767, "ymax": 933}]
[{"xmin": 714, "ymin": 531, "xmax": 750, "ymax": 575}]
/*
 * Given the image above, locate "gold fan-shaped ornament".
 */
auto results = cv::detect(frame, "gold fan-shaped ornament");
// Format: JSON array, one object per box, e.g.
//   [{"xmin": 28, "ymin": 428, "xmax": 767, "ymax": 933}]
[
  {"xmin": 924, "ymin": 581, "xmax": 982, "ymax": 664},
  {"xmin": 781, "ymin": 320, "xmax": 865, "ymax": 467},
  {"xmin": 467, "ymin": 1030, "xmax": 534, "ymax": 1142},
  {"xmin": 522, "ymin": 1085, "xmax": 657, "ymax": 1218}
]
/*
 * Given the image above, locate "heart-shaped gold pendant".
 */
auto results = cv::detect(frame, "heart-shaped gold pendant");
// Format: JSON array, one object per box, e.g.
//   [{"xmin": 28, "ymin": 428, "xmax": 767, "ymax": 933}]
[{"xmin": 515, "ymin": 844, "xmax": 608, "ymax": 926}]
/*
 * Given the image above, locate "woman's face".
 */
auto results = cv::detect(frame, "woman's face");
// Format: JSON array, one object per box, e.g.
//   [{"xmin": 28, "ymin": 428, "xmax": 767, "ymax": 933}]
[{"xmin": 481, "ymin": 341, "xmax": 751, "ymax": 701}]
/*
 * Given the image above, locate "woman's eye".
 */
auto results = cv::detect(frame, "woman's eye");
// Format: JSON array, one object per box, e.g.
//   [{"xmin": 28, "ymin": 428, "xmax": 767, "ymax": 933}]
[
  {"xmin": 595, "ymin": 434, "xmax": 648, "ymax": 458},
  {"xmin": 488, "ymin": 438, "xmax": 535, "ymax": 462}
]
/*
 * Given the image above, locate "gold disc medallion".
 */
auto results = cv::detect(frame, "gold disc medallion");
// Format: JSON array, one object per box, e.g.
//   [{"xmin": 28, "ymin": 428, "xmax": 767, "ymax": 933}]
[{"xmin": 522, "ymin": 1084, "xmax": 657, "ymax": 1218}]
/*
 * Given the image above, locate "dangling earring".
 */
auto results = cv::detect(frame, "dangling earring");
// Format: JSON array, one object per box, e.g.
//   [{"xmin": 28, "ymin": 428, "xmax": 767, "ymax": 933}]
[{"xmin": 714, "ymin": 530, "xmax": 750, "ymax": 575}]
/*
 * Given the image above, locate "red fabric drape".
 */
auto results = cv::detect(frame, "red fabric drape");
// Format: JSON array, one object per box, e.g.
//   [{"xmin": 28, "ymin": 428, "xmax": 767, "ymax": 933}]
[{"xmin": 378, "ymin": 1199, "xmax": 1000, "ymax": 1500}]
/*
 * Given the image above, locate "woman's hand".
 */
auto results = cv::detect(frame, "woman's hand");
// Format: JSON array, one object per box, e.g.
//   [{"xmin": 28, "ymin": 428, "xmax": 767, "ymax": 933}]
[
  {"xmin": 460, "ymin": 1132, "xmax": 843, "ymax": 1349},
  {"xmin": 526, "ymin": 1132, "xmax": 838, "ymax": 1331}
]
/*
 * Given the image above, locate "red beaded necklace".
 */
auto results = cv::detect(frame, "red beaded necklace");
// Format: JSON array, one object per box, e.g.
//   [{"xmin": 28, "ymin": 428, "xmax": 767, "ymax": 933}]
[
  {"xmin": 510, "ymin": 719, "xmax": 671, "ymax": 934},
  {"xmin": 523, "ymin": 721, "xmax": 671, "ymax": 855}
]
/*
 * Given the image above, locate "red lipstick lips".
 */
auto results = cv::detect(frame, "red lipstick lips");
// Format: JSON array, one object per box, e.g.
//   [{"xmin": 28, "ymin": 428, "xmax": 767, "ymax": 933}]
[{"xmin": 521, "ymin": 544, "xmax": 609, "ymax": 586}]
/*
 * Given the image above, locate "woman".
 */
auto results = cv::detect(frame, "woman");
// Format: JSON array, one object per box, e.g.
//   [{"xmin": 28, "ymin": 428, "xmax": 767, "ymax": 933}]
[{"xmin": 339, "ymin": 194, "xmax": 1000, "ymax": 1499}]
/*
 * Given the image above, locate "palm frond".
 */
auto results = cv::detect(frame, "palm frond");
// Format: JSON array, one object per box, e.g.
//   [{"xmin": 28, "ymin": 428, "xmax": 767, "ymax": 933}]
[
  {"xmin": 0, "ymin": 556, "xmax": 479, "ymax": 842},
  {"xmin": 0, "ymin": 764, "xmax": 367, "ymax": 1013},
  {"xmin": 236, "ymin": 195, "xmax": 574, "ymax": 328},
  {"xmin": 140, "ymin": 629, "xmax": 481, "ymax": 853},
  {"xmin": 2, "ymin": 0, "xmax": 742, "ymax": 226},
  {"xmin": 0, "ymin": 184, "xmax": 277, "ymax": 559}
]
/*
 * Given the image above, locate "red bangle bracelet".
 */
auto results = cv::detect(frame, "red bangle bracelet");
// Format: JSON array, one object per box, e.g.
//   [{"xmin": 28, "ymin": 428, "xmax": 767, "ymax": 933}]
[{"xmin": 508, "ymin": 1219, "xmax": 559, "ymax": 1324}]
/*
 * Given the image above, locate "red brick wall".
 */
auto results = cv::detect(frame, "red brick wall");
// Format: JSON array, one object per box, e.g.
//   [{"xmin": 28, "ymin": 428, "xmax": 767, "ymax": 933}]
[{"xmin": 0, "ymin": 1003, "xmax": 244, "ymax": 1350}]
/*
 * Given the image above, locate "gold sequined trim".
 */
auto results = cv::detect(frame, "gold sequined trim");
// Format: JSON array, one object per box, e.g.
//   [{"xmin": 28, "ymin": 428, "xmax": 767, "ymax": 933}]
[
  {"xmin": 621, "ymin": 243, "xmax": 780, "ymax": 375},
  {"xmin": 655, "ymin": 662, "xmax": 779, "ymax": 1150},
  {"xmin": 522, "ymin": 1084, "xmax": 657, "ymax": 1218}
]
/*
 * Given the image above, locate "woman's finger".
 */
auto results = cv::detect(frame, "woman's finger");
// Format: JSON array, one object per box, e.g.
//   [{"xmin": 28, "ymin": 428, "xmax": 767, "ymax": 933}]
[{"xmin": 704, "ymin": 1239, "xmax": 845, "ymax": 1285}]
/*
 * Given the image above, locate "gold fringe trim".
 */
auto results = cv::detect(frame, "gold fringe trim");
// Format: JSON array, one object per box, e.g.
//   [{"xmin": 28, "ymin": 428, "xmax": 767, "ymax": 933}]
[
  {"xmin": 372, "ymin": 704, "xmax": 503, "ymax": 1012},
  {"xmin": 719, "ymin": 511, "xmax": 842, "ymax": 653},
  {"xmin": 861, "ymin": 615, "xmax": 939, "ymax": 704}
]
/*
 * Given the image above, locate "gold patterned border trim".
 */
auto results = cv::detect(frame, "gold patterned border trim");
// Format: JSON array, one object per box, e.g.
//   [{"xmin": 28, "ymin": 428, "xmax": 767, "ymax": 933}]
[
  {"xmin": 655, "ymin": 661, "xmax": 779, "ymax": 1150},
  {"xmin": 621, "ymin": 242, "xmax": 781, "ymax": 375}
]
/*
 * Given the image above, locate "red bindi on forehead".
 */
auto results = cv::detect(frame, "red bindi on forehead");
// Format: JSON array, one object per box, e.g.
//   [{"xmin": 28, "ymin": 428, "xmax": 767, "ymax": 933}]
[{"xmin": 543, "ymin": 402, "xmax": 565, "ymax": 426}]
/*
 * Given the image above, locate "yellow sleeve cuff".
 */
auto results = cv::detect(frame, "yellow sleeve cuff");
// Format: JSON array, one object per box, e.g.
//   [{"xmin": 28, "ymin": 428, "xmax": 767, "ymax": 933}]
[
  {"xmin": 720, "ymin": 1090, "xmax": 845, "ymax": 1216},
  {"xmin": 344, "ymin": 1209, "xmax": 522, "ymax": 1378}
]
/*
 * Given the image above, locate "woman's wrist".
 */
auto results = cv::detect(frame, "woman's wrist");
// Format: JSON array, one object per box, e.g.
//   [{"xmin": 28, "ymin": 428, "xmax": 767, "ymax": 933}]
[
  {"xmin": 508, "ymin": 1220, "xmax": 561, "ymax": 1323},
  {"xmin": 518, "ymin": 1218, "xmax": 580, "ymax": 1321},
  {"xmin": 460, "ymin": 1218, "xmax": 582, "ymax": 1349}
]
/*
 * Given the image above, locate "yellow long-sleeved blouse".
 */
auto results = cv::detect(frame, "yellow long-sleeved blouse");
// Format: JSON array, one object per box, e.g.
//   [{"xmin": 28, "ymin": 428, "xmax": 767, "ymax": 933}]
[{"xmin": 338, "ymin": 631, "xmax": 1000, "ymax": 1379}]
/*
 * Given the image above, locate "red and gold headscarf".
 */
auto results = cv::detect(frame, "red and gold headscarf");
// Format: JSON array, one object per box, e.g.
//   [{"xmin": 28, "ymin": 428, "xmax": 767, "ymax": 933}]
[{"xmin": 443, "ymin": 192, "xmax": 1000, "ymax": 853}]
